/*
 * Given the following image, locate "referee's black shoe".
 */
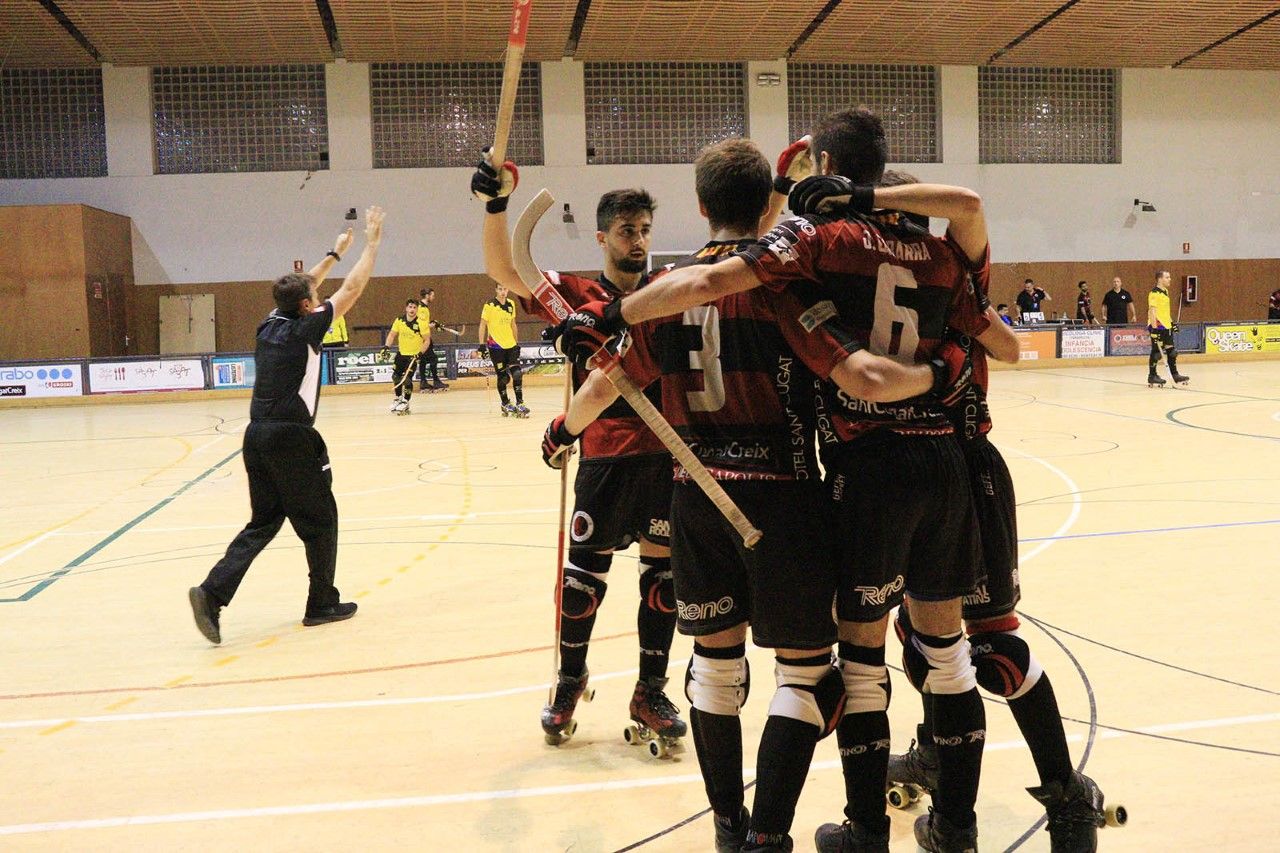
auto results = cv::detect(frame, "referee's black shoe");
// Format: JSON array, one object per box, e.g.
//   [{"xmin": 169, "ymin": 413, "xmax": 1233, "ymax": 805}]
[
  {"xmin": 188, "ymin": 586, "xmax": 222, "ymax": 645},
  {"xmin": 302, "ymin": 601, "xmax": 358, "ymax": 626}
]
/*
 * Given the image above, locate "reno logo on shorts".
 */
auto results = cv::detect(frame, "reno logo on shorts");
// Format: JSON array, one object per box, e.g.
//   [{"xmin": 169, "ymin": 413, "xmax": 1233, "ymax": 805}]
[
  {"xmin": 648, "ymin": 518, "xmax": 670, "ymax": 539},
  {"xmin": 854, "ymin": 575, "xmax": 905, "ymax": 606},
  {"xmin": 570, "ymin": 511, "xmax": 594, "ymax": 542},
  {"xmin": 677, "ymin": 596, "xmax": 735, "ymax": 622}
]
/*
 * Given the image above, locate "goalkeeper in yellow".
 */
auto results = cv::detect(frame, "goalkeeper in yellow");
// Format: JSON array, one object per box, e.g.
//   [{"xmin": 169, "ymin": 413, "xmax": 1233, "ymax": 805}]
[{"xmin": 1147, "ymin": 270, "xmax": 1188, "ymax": 387}]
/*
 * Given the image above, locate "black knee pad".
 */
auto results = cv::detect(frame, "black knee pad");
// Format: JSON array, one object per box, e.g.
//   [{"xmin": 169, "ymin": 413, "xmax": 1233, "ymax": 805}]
[
  {"xmin": 639, "ymin": 558, "xmax": 675, "ymax": 614},
  {"xmin": 969, "ymin": 630, "xmax": 1042, "ymax": 699},
  {"xmin": 561, "ymin": 567, "xmax": 606, "ymax": 620}
]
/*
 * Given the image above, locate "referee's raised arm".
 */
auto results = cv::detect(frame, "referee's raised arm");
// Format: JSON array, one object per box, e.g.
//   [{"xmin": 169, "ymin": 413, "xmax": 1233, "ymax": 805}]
[{"xmin": 329, "ymin": 206, "xmax": 385, "ymax": 319}]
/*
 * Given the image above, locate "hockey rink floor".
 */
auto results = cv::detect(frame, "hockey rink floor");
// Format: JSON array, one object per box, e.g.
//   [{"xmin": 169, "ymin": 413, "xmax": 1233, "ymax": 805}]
[{"xmin": 0, "ymin": 360, "xmax": 1276, "ymax": 852}]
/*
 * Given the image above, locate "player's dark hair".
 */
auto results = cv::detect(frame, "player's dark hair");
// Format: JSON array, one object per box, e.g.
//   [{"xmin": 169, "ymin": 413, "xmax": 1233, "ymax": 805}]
[
  {"xmin": 809, "ymin": 106, "xmax": 888, "ymax": 185},
  {"xmin": 272, "ymin": 273, "xmax": 314, "ymax": 313},
  {"xmin": 877, "ymin": 169, "xmax": 929, "ymax": 229},
  {"xmin": 1025, "ymin": 278, "xmax": 1034, "ymax": 285},
  {"xmin": 405, "ymin": 298, "xmax": 418, "ymax": 307},
  {"xmin": 997, "ymin": 303, "xmax": 1009, "ymax": 311},
  {"xmin": 596, "ymin": 188, "xmax": 657, "ymax": 232},
  {"xmin": 694, "ymin": 138, "xmax": 771, "ymax": 234},
  {"xmin": 1078, "ymin": 280, "xmax": 1088, "ymax": 288}
]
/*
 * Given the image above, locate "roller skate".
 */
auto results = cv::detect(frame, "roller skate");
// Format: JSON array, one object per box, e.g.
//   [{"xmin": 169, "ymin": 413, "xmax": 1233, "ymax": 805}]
[
  {"xmin": 713, "ymin": 806, "xmax": 750, "ymax": 853},
  {"xmin": 913, "ymin": 808, "xmax": 978, "ymax": 853},
  {"xmin": 1146, "ymin": 372, "xmax": 1166, "ymax": 388},
  {"xmin": 500, "ymin": 402, "xmax": 518, "ymax": 417},
  {"xmin": 429, "ymin": 379, "xmax": 449, "ymax": 392},
  {"xmin": 1171, "ymin": 370, "xmax": 1190, "ymax": 387},
  {"xmin": 623, "ymin": 676, "xmax": 687, "ymax": 758},
  {"xmin": 884, "ymin": 724, "xmax": 936, "ymax": 809},
  {"xmin": 540, "ymin": 669, "xmax": 594, "ymax": 745},
  {"xmin": 1027, "ymin": 771, "xmax": 1127, "ymax": 853},
  {"xmin": 390, "ymin": 396, "xmax": 409, "ymax": 414},
  {"xmin": 813, "ymin": 817, "xmax": 890, "ymax": 852},
  {"xmin": 514, "ymin": 403, "xmax": 530, "ymax": 418}
]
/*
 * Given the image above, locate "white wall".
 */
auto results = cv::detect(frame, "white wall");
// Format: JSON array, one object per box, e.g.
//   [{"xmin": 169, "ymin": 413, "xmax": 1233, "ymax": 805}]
[{"xmin": 1, "ymin": 63, "xmax": 1277, "ymax": 284}]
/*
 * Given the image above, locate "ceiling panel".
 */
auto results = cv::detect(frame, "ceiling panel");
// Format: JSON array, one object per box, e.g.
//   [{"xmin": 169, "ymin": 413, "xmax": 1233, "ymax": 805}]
[
  {"xmin": 791, "ymin": 0, "xmax": 1067, "ymax": 65},
  {"xmin": 573, "ymin": 0, "xmax": 826, "ymax": 61},
  {"xmin": 1180, "ymin": 11, "xmax": 1280, "ymax": 69},
  {"xmin": 0, "ymin": 0, "xmax": 96, "ymax": 67},
  {"xmin": 59, "ymin": 0, "xmax": 332, "ymax": 67},
  {"xmin": 995, "ymin": 0, "xmax": 1279, "ymax": 68},
  {"xmin": 330, "ymin": 0, "xmax": 579, "ymax": 63}
]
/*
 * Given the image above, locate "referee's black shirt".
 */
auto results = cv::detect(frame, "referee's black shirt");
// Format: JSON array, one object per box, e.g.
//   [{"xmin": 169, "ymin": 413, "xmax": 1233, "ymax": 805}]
[{"xmin": 249, "ymin": 301, "xmax": 334, "ymax": 425}]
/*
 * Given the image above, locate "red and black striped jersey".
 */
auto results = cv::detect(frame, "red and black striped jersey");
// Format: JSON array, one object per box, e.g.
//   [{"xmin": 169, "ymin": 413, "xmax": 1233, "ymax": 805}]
[
  {"xmin": 519, "ymin": 271, "xmax": 668, "ymax": 462},
  {"xmin": 739, "ymin": 212, "xmax": 990, "ymax": 443},
  {"xmin": 621, "ymin": 240, "xmax": 860, "ymax": 481}
]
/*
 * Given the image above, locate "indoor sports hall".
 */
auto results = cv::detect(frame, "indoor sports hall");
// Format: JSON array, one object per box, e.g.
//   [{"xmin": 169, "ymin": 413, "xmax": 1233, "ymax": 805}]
[{"xmin": 1, "ymin": 2, "xmax": 1277, "ymax": 851}]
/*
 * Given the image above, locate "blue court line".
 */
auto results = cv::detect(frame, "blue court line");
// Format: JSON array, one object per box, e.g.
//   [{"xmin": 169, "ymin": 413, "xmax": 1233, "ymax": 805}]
[
  {"xmin": 1019, "ymin": 516, "xmax": 1280, "ymax": 544},
  {"xmin": 1, "ymin": 449, "xmax": 243, "ymax": 603}
]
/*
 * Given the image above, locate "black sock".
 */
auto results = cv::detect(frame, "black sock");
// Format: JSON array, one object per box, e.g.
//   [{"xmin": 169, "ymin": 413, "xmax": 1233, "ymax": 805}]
[
  {"xmin": 1008, "ymin": 675, "xmax": 1073, "ymax": 786},
  {"xmin": 637, "ymin": 558, "xmax": 675, "ymax": 681},
  {"xmin": 835, "ymin": 643, "xmax": 891, "ymax": 833},
  {"xmin": 692, "ymin": 643, "xmax": 746, "ymax": 820},
  {"xmin": 931, "ymin": 687, "xmax": 985, "ymax": 829}
]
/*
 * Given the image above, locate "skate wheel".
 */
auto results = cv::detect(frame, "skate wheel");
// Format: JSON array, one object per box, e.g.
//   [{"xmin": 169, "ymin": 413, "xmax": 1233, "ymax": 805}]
[
  {"xmin": 582, "ymin": 687, "xmax": 595, "ymax": 703},
  {"xmin": 886, "ymin": 785, "xmax": 910, "ymax": 810},
  {"xmin": 648, "ymin": 738, "xmax": 668, "ymax": 759},
  {"xmin": 623, "ymin": 725, "xmax": 639, "ymax": 745},
  {"xmin": 1105, "ymin": 804, "xmax": 1127, "ymax": 827},
  {"xmin": 544, "ymin": 732, "xmax": 565, "ymax": 746},
  {"xmin": 564, "ymin": 718, "xmax": 578, "ymax": 738},
  {"xmin": 907, "ymin": 784, "xmax": 925, "ymax": 804}
]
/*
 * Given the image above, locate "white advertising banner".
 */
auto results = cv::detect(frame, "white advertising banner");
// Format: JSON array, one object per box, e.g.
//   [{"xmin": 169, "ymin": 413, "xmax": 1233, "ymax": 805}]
[
  {"xmin": 334, "ymin": 349, "xmax": 395, "ymax": 385},
  {"xmin": 1060, "ymin": 327, "xmax": 1106, "ymax": 359},
  {"xmin": 89, "ymin": 359, "xmax": 205, "ymax": 393},
  {"xmin": 0, "ymin": 363, "xmax": 83, "ymax": 399}
]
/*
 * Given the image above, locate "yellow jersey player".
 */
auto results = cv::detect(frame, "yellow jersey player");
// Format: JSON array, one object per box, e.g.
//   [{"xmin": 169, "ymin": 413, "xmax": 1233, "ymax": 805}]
[
  {"xmin": 478, "ymin": 283, "xmax": 527, "ymax": 416},
  {"xmin": 1147, "ymin": 270, "xmax": 1188, "ymax": 387},
  {"xmin": 384, "ymin": 299, "xmax": 428, "ymax": 413}
]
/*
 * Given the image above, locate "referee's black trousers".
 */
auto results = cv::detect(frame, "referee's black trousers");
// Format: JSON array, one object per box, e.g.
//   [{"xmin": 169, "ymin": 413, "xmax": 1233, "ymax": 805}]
[{"xmin": 202, "ymin": 421, "xmax": 341, "ymax": 613}]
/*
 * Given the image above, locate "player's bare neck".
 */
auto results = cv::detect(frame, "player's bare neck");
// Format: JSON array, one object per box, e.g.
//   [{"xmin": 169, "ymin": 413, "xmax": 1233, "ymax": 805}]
[{"xmin": 709, "ymin": 226, "xmax": 755, "ymax": 243}]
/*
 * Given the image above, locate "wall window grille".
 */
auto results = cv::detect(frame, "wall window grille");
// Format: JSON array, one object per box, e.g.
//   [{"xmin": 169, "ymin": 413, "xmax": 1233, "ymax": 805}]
[
  {"xmin": 979, "ymin": 67, "xmax": 1118, "ymax": 164},
  {"xmin": 153, "ymin": 65, "xmax": 329, "ymax": 174},
  {"xmin": 371, "ymin": 63, "xmax": 543, "ymax": 168},
  {"xmin": 0, "ymin": 69, "xmax": 106, "ymax": 179},
  {"xmin": 584, "ymin": 63, "xmax": 746, "ymax": 165},
  {"xmin": 788, "ymin": 64, "xmax": 939, "ymax": 163}
]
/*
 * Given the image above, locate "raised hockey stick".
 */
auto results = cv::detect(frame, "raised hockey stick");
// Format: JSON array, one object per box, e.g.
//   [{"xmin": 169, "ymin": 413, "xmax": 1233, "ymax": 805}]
[
  {"xmin": 512, "ymin": 188, "xmax": 763, "ymax": 549},
  {"xmin": 492, "ymin": 0, "xmax": 532, "ymax": 166}
]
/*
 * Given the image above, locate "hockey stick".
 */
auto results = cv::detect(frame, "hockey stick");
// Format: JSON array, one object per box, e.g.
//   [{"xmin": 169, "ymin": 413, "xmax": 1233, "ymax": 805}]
[
  {"xmin": 512, "ymin": 188, "xmax": 763, "ymax": 549},
  {"xmin": 492, "ymin": 0, "xmax": 532, "ymax": 166},
  {"xmin": 393, "ymin": 354, "xmax": 419, "ymax": 398}
]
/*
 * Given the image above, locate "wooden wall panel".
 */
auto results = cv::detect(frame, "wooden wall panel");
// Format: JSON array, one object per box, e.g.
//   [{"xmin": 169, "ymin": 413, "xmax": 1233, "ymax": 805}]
[
  {"xmin": 81, "ymin": 207, "xmax": 135, "ymax": 357},
  {"xmin": 990, "ymin": 258, "xmax": 1280, "ymax": 325},
  {"xmin": 0, "ymin": 206, "xmax": 90, "ymax": 361}
]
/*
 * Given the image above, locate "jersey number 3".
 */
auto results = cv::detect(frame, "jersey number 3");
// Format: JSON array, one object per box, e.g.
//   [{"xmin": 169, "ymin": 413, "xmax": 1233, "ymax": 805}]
[{"xmin": 683, "ymin": 306, "xmax": 726, "ymax": 412}]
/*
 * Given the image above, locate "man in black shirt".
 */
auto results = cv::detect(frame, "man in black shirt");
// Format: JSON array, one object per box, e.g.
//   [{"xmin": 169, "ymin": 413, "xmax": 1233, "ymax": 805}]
[
  {"xmin": 1015, "ymin": 278, "xmax": 1050, "ymax": 322},
  {"xmin": 1102, "ymin": 276, "xmax": 1137, "ymax": 324},
  {"xmin": 1075, "ymin": 281, "xmax": 1099, "ymax": 324},
  {"xmin": 189, "ymin": 206, "xmax": 386, "ymax": 644}
]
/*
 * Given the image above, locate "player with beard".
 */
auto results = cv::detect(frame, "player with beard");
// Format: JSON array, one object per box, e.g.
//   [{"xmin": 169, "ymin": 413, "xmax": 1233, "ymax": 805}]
[{"xmin": 472, "ymin": 154, "xmax": 685, "ymax": 747}]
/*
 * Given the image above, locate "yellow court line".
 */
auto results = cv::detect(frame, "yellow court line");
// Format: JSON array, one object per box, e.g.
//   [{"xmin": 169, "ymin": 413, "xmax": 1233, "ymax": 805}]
[
  {"xmin": 213, "ymin": 656, "xmax": 239, "ymax": 667},
  {"xmin": 165, "ymin": 676, "xmax": 192, "ymax": 687},
  {"xmin": 104, "ymin": 697, "xmax": 137, "ymax": 711},
  {"xmin": 255, "ymin": 637, "xmax": 278, "ymax": 649},
  {"xmin": 39, "ymin": 721, "xmax": 76, "ymax": 736}
]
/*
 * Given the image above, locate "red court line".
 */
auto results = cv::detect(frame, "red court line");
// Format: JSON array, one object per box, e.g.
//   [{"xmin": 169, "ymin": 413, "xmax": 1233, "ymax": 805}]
[{"xmin": 0, "ymin": 630, "xmax": 637, "ymax": 701}]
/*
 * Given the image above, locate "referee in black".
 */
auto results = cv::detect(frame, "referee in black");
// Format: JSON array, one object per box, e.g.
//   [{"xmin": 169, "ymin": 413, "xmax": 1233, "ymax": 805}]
[{"xmin": 189, "ymin": 206, "xmax": 386, "ymax": 644}]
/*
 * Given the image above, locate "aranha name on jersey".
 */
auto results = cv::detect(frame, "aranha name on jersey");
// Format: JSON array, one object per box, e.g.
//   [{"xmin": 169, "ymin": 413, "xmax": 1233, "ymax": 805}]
[{"xmin": 859, "ymin": 229, "xmax": 933, "ymax": 263}]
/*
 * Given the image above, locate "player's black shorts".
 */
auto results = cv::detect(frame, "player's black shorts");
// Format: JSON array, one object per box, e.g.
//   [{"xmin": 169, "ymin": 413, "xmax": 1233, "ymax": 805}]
[
  {"xmin": 825, "ymin": 433, "xmax": 983, "ymax": 623},
  {"xmin": 959, "ymin": 437, "xmax": 1021, "ymax": 621},
  {"xmin": 1149, "ymin": 328, "xmax": 1174, "ymax": 348},
  {"xmin": 669, "ymin": 479, "xmax": 837, "ymax": 650},
  {"xmin": 570, "ymin": 454, "xmax": 673, "ymax": 551}
]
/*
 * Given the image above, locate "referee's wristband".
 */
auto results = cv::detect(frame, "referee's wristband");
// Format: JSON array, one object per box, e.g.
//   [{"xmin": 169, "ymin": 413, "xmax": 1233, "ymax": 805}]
[{"xmin": 326, "ymin": 250, "xmax": 342, "ymax": 261}]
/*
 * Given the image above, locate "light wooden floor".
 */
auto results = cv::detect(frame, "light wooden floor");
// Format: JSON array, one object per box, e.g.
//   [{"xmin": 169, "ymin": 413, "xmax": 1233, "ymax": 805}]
[{"xmin": 1, "ymin": 361, "xmax": 1277, "ymax": 852}]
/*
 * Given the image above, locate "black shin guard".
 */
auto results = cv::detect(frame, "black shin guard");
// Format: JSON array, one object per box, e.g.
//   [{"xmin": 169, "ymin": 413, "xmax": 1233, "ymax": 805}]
[
  {"xmin": 1008, "ymin": 674, "xmax": 1073, "ymax": 786},
  {"xmin": 931, "ymin": 688, "xmax": 986, "ymax": 830},
  {"xmin": 749, "ymin": 716, "xmax": 820, "ymax": 845},
  {"xmin": 637, "ymin": 557, "xmax": 676, "ymax": 680},
  {"xmin": 835, "ymin": 643, "xmax": 891, "ymax": 833},
  {"xmin": 558, "ymin": 551, "xmax": 611, "ymax": 677}
]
